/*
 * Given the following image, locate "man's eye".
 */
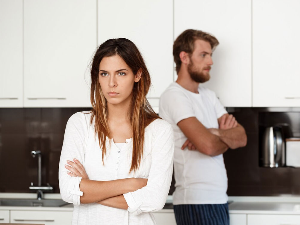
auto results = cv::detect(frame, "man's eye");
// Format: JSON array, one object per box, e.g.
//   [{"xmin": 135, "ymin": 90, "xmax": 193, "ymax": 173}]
[
  {"xmin": 100, "ymin": 73, "xmax": 108, "ymax": 77},
  {"xmin": 201, "ymin": 54, "xmax": 206, "ymax": 57},
  {"xmin": 118, "ymin": 72, "xmax": 126, "ymax": 76}
]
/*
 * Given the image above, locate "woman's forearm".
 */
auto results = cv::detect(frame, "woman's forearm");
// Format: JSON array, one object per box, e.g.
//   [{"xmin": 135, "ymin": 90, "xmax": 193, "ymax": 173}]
[
  {"xmin": 80, "ymin": 178, "xmax": 147, "ymax": 204},
  {"xmin": 97, "ymin": 195, "xmax": 128, "ymax": 210}
]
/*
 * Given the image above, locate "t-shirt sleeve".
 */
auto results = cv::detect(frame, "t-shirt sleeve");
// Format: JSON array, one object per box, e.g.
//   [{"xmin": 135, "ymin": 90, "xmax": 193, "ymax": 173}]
[
  {"xmin": 211, "ymin": 91, "xmax": 227, "ymax": 118},
  {"xmin": 159, "ymin": 89, "xmax": 195, "ymax": 125}
]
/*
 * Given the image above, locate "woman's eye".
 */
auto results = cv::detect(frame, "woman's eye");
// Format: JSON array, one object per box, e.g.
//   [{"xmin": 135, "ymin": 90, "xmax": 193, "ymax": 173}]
[
  {"xmin": 118, "ymin": 72, "xmax": 126, "ymax": 76},
  {"xmin": 100, "ymin": 72, "xmax": 109, "ymax": 77}
]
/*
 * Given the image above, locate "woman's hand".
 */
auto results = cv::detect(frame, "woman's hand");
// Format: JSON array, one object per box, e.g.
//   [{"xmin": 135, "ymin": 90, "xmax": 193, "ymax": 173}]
[{"xmin": 65, "ymin": 158, "xmax": 89, "ymax": 179}]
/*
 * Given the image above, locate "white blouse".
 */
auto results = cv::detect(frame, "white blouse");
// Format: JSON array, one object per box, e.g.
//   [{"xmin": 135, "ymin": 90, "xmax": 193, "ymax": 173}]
[{"xmin": 59, "ymin": 111, "xmax": 174, "ymax": 225}]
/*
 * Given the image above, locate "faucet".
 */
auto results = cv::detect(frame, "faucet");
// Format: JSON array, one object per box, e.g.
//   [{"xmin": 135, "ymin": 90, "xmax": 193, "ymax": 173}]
[{"xmin": 30, "ymin": 150, "xmax": 53, "ymax": 200}]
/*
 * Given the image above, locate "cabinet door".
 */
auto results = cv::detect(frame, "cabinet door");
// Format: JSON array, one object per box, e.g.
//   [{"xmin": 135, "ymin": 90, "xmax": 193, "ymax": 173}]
[
  {"xmin": 248, "ymin": 214, "xmax": 300, "ymax": 225},
  {"xmin": 98, "ymin": 0, "xmax": 173, "ymax": 111},
  {"xmin": 0, "ymin": 210, "xmax": 9, "ymax": 223},
  {"xmin": 174, "ymin": 0, "xmax": 251, "ymax": 107},
  {"xmin": 10, "ymin": 210, "xmax": 72, "ymax": 225},
  {"xmin": 0, "ymin": 0, "xmax": 23, "ymax": 107},
  {"xmin": 253, "ymin": 0, "xmax": 300, "ymax": 107},
  {"xmin": 24, "ymin": 0, "xmax": 96, "ymax": 107},
  {"xmin": 152, "ymin": 210, "xmax": 176, "ymax": 225},
  {"xmin": 230, "ymin": 213, "xmax": 247, "ymax": 225}
]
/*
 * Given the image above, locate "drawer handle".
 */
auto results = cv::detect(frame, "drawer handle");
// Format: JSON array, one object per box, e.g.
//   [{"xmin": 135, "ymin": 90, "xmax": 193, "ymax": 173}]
[
  {"xmin": 14, "ymin": 218, "xmax": 55, "ymax": 222},
  {"xmin": 0, "ymin": 218, "xmax": 4, "ymax": 220},
  {"xmin": 0, "ymin": 98, "xmax": 18, "ymax": 100},
  {"xmin": 280, "ymin": 224, "xmax": 300, "ymax": 225},
  {"xmin": 27, "ymin": 98, "xmax": 66, "ymax": 100},
  {"xmin": 285, "ymin": 97, "xmax": 300, "ymax": 99}
]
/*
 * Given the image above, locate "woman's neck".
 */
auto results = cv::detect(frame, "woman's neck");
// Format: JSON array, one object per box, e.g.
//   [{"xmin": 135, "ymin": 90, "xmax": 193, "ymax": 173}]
[
  {"xmin": 107, "ymin": 101, "xmax": 130, "ymax": 121},
  {"xmin": 107, "ymin": 100, "xmax": 132, "ymax": 142}
]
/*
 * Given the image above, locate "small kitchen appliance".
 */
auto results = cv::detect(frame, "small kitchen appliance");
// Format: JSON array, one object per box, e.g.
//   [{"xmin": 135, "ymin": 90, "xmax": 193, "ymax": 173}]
[
  {"xmin": 261, "ymin": 126, "xmax": 286, "ymax": 167},
  {"xmin": 286, "ymin": 137, "xmax": 300, "ymax": 167}
]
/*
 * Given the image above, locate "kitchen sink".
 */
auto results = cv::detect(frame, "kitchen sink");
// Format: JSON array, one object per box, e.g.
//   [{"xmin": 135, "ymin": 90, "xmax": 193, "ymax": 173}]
[{"xmin": 0, "ymin": 198, "xmax": 72, "ymax": 207}]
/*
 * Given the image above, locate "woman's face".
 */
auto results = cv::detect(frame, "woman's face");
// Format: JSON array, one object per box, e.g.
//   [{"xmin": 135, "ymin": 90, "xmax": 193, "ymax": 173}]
[{"xmin": 98, "ymin": 55, "xmax": 141, "ymax": 106}]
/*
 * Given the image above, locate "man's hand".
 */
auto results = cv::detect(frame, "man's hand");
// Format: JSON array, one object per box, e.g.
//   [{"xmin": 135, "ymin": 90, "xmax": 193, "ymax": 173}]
[
  {"xmin": 65, "ymin": 159, "xmax": 89, "ymax": 179},
  {"xmin": 181, "ymin": 139, "xmax": 197, "ymax": 150},
  {"xmin": 218, "ymin": 114, "xmax": 237, "ymax": 130}
]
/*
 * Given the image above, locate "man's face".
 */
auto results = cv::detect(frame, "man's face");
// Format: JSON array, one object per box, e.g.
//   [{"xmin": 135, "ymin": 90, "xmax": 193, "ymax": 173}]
[{"xmin": 187, "ymin": 39, "xmax": 214, "ymax": 83}]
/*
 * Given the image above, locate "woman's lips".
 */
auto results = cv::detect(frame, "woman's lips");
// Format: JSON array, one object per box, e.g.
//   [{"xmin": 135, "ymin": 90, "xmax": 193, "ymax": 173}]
[{"xmin": 108, "ymin": 92, "xmax": 119, "ymax": 97}]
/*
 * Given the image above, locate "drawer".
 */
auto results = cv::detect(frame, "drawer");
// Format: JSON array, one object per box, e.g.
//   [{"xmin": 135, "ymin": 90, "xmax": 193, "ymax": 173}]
[
  {"xmin": 230, "ymin": 213, "xmax": 247, "ymax": 225},
  {"xmin": 10, "ymin": 210, "xmax": 72, "ymax": 225},
  {"xmin": 248, "ymin": 214, "xmax": 300, "ymax": 225},
  {"xmin": 0, "ymin": 210, "xmax": 9, "ymax": 223}
]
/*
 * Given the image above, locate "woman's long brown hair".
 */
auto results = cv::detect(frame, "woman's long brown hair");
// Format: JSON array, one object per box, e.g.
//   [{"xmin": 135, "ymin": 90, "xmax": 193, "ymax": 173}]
[{"xmin": 90, "ymin": 38, "xmax": 160, "ymax": 173}]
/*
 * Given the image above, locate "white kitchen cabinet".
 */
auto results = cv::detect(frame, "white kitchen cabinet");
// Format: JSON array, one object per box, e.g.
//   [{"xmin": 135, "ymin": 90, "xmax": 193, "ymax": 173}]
[
  {"xmin": 152, "ymin": 210, "xmax": 176, "ymax": 225},
  {"xmin": 174, "ymin": 0, "xmax": 252, "ymax": 107},
  {"xmin": 0, "ymin": 0, "xmax": 23, "ymax": 107},
  {"xmin": 98, "ymin": 0, "xmax": 173, "ymax": 110},
  {"xmin": 10, "ymin": 210, "xmax": 72, "ymax": 225},
  {"xmin": 248, "ymin": 214, "xmax": 300, "ymax": 225},
  {"xmin": 230, "ymin": 213, "xmax": 247, "ymax": 225},
  {"xmin": 24, "ymin": 0, "xmax": 96, "ymax": 107},
  {"xmin": 0, "ymin": 210, "xmax": 9, "ymax": 223},
  {"xmin": 253, "ymin": 0, "xmax": 300, "ymax": 107}
]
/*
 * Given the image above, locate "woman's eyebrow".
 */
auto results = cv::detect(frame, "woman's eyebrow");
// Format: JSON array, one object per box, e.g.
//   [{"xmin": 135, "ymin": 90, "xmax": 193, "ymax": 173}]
[
  {"xmin": 99, "ymin": 69, "xmax": 128, "ymax": 72},
  {"xmin": 116, "ymin": 69, "xmax": 128, "ymax": 72}
]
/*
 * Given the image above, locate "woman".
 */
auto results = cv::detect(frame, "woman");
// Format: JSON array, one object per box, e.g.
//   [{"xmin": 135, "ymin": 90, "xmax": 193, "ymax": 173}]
[{"xmin": 59, "ymin": 38, "xmax": 174, "ymax": 225}]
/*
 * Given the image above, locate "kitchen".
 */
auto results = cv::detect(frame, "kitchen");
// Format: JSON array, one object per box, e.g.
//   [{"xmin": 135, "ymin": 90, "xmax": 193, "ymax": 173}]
[{"xmin": 1, "ymin": 0, "xmax": 300, "ymax": 224}]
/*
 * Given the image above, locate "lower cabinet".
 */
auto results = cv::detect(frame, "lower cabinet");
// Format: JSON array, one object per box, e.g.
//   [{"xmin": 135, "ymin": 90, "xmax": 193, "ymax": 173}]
[
  {"xmin": 152, "ymin": 210, "xmax": 176, "ymax": 225},
  {"xmin": 0, "ymin": 210, "xmax": 9, "ymax": 223},
  {"xmin": 248, "ymin": 214, "xmax": 300, "ymax": 225},
  {"xmin": 10, "ymin": 210, "xmax": 73, "ymax": 225},
  {"xmin": 230, "ymin": 213, "xmax": 247, "ymax": 225}
]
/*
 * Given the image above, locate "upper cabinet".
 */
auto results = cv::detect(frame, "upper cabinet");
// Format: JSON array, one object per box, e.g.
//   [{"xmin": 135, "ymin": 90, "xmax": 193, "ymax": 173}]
[
  {"xmin": 253, "ymin": 0, "xmax": 300, "ymax": 107},
  {"xmin": 98, "ymin": 0, "xmax": 173, "ymax": 101},
  {"xmin": 0, "ymin": 0, "xmax": 23, "ymax": 107},
  {"xmin": 174, "ymin": 0, "xmax": 252, "ymax": 107},
  {"xmin": 23, "ymin": 0, "xmax": 97, "ymax": 107}
]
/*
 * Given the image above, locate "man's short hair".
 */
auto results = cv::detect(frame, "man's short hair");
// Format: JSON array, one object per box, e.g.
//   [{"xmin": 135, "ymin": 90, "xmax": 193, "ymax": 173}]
[{"xmin": 173, "ymin": 29, "xmax": 219, "ymax": 73}]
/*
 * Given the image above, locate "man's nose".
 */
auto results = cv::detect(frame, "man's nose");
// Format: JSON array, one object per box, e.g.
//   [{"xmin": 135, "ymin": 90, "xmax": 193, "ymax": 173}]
[{"xmin": 207, "ymin": 55, "xmax": 213, "ymax": 65}]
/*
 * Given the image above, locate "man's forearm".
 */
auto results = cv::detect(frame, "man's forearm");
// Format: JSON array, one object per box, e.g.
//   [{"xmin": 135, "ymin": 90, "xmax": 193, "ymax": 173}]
[
  {"xmin": 97, "ymin": 195, "xmax": 128, "ymax": 210},
  {"xmin": 204, "ymin": 134, "xmax": 229, "ymax": 156},
  {"xmin": 217, "ymin": 125, "xmax": 247, "ymax": 149}
]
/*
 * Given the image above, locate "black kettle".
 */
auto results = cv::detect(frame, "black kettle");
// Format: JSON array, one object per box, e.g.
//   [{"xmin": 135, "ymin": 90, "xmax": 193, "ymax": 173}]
[{"xmin": 261, "ymin": 126, "xmax": 286, "ymax": 167}]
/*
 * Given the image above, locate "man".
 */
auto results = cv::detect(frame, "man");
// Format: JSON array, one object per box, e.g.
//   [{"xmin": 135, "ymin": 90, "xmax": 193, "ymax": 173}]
[{"xmin": 159, "ymin": 29, "xmax": 247, "ymax": 225}]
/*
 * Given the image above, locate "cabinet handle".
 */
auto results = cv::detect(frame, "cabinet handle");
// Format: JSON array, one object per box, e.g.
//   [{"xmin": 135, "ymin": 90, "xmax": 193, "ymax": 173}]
[
  {"xmin": 285, "ymin": 97, "xmax": 300, "ymax": 99},
  {"xmin": 14, "ymin": 218, "xmax": 55, "ymax": 222},
  {"xmin": 27, "ymin": 98, "xmax": 66, "ymax": 100},
  {"xmin": 0, "ymin": 218, "xmax": 4, "ymax": 220},
  {"xmin": 0, "ymin": 98, "xmax": 18, "ymax": 100}
]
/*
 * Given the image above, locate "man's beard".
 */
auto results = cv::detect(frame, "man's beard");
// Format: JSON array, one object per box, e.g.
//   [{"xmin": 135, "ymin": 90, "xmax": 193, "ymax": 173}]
[{"xmin": 187, "ymin": 61, "xmax": 211, "ymax": 83}]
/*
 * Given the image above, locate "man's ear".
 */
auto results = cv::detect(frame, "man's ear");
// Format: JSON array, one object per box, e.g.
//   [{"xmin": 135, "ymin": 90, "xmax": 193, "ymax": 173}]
[
  {"xmin": 134, "ymin": 69, "xmax": 142, "ymax": 82},
  {"xmin": 179, "ymin": 51, "xmax": 190, "ymax": 65}
]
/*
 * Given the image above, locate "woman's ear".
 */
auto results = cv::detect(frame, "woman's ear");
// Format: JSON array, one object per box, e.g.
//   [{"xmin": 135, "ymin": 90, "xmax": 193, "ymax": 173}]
[{"xmin": 134, "ymin": 69, "xmax": 142, "ymax": 82}]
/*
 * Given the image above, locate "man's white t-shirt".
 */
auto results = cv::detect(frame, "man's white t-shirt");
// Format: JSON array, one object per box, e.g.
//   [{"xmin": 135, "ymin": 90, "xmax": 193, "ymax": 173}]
[{"xmin": 159, "ymin": 82, "xmax": 228, "ymax": 205}]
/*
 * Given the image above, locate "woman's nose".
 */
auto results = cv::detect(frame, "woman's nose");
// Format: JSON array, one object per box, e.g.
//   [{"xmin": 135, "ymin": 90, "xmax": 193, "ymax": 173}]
[{"xmin": 108, "ymin": 75, "xmax": 117, "ymax": 87}]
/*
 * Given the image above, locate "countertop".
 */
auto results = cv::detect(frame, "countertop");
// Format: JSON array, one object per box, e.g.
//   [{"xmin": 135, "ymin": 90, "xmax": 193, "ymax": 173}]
[
  {"xmin": 1, "ymin": 194, "xmax": 300, "ymax": 215},
  {"xmin": 229, "ymin": 202, "xmax": 300, "ymax": 215}
]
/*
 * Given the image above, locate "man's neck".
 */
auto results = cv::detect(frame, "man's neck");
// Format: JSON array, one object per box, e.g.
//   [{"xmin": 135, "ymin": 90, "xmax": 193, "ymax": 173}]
[{"xmin": 176, "ymin": 71, "xmax": 200, "ymax": 94}]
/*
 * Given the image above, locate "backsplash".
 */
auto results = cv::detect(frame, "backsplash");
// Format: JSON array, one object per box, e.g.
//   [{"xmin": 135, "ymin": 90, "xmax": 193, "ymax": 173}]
[
  {"xmin": 0, "ymin": 108, "xmax": 90, "ymax": 193},
  {"xmin": 1, "ymin": 107, "xmax": 300, "ymax": 196},
  {"xmin": 224, "ymin": 108, "xmax": 300, "ymax": 196}
]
